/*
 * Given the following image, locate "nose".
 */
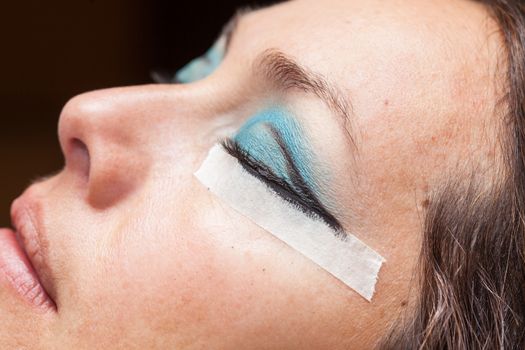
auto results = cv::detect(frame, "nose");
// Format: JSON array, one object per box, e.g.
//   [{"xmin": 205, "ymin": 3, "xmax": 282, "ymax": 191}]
[{"xmin": 58, "ymin": 85, "xmax": 195, "ymax": 210}]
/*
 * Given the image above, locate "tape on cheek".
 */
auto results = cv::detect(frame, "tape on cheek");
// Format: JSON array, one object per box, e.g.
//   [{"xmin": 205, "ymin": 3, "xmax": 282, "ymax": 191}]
[{"xmin": 194, "ymin": 144, "xmax": 385, "ymax": 301}]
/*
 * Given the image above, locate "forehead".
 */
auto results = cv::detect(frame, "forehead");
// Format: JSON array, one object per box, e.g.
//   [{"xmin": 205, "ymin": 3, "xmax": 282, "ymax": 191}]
[
  {"xmin": 237, "ymin": 0, "xmax": 492, "ymax": 65},
  {"xmin": 230, "ymin": 0, "xmax": 497, "ymax": 125}
]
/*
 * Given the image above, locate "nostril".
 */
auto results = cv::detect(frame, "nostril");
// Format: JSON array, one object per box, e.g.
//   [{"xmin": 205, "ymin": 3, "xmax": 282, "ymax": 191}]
[{"xmin": 67, "ymin": 138, "xmax": 91, "ymax": 182}]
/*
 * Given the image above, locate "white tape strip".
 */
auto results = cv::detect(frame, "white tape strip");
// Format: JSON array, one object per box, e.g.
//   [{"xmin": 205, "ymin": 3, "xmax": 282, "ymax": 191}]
[{"xmin": 195, "ymin": 144, "xmax": 385, "ymax": 301}]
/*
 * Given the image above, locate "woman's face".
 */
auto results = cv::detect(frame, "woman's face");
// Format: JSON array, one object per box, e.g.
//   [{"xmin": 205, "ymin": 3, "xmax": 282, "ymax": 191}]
[{"xmin": 1, "ymin": 0, "xmax": 500, "ymax": 348}]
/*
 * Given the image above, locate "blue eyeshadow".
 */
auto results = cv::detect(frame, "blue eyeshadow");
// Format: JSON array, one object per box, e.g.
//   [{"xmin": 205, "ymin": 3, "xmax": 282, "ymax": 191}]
[
  {"xmin": 175, "ymin": 36, "xmax": 225, "ymax": 84},
  {"xmin": 233, "ymin": 106, "xmax": 320, "ymax": 196}
]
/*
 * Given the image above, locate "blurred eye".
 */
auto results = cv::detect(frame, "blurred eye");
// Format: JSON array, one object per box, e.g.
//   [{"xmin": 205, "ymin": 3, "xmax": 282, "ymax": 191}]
[{"xmin": 174, "ymin": 35, "xmax": 226, "ymax": 84}]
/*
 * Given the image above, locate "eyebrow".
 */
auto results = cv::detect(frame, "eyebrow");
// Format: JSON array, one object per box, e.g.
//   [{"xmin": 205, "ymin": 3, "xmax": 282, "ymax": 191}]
[{"xmin": 221, "ymin": 8, "xmax": 357, "ymax": 151}]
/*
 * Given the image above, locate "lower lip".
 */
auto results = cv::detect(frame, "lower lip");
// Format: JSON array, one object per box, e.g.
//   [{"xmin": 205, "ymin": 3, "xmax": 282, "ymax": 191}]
[{"xmin": 0, "ymin": 228, "xmax": 55, "ymax": 312}]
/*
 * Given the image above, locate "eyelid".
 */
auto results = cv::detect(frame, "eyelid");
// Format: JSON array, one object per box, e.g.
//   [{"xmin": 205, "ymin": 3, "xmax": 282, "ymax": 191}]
[
  {"xmin": 171, "ymin": 33, "xmax": 227, "ymax": 84},
  {"xmin": 221, "ymin": 138, "xmax": 295, "ymax": 195},
  {"xmin": 221, "ymin": 138, "xmax": 344, "ymax": 234}
]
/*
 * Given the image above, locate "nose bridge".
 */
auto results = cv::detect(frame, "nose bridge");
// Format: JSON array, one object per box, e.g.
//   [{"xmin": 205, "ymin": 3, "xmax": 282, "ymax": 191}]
[{"xmin": 58, "ymin": 85, "xmax": 215, "ymax": 147}]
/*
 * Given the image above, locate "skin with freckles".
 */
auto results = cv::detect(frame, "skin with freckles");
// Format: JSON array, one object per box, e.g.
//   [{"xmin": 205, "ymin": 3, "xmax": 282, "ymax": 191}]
[{"xmin": 0, "ymin": 0, "xmax": 502, "ymax": 349}]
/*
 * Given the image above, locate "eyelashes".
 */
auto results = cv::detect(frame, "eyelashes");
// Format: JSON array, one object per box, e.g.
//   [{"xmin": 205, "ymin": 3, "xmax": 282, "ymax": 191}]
[{"xmin": 221, "ymin": 134, "xmax": 344, "ymax": 235}]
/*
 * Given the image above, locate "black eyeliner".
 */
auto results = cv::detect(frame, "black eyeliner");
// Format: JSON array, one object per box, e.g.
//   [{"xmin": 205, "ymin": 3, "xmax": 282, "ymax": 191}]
[{"xmin": 221, "ymin": 138, "xmax": 344, "ymax": 236}]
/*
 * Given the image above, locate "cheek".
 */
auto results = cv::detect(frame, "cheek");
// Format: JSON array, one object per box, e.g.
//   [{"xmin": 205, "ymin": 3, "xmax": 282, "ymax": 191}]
[
  {"xmin": 67, "ymin": 177, "xmax": 371, "ymax": 348},
  {"xmin": 110, "ymin": 189, "xmax": 357, "ymax": 346}
]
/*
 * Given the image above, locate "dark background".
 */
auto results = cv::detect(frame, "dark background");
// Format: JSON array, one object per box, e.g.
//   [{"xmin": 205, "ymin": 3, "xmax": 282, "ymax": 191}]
[{"xmin": 0, "ymin": 0, "xmax": 275, "ymax": 226}]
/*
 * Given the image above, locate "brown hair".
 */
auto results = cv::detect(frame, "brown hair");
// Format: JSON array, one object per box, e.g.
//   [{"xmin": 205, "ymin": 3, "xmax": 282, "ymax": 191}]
[{"xmin": 379, "ymin": 1, "xmax": 525, "ymax": 349}]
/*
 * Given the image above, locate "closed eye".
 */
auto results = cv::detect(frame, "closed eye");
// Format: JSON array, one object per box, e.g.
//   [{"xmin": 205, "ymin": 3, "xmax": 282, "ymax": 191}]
[{"xmin": 221, "ymin": 137, "xmax": 344, "ymax": 236}]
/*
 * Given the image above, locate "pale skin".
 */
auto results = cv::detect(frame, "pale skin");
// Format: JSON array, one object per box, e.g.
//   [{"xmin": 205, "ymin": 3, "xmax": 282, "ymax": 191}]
[{"xmin": 1, "ymin": 0, "xmax": 501, "ymax": 348}]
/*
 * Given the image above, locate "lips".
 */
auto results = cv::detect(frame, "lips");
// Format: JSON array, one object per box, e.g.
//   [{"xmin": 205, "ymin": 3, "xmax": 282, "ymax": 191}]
[{"xmin": 0, "ymin": 197, "xmax": 56, "ymax": 313}]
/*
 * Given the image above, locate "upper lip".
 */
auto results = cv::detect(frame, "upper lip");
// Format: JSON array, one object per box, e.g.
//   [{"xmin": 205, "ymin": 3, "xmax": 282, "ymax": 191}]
[{"xmin": 10, "ymin": 194, "xmax": 57, "ymax": 306}]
